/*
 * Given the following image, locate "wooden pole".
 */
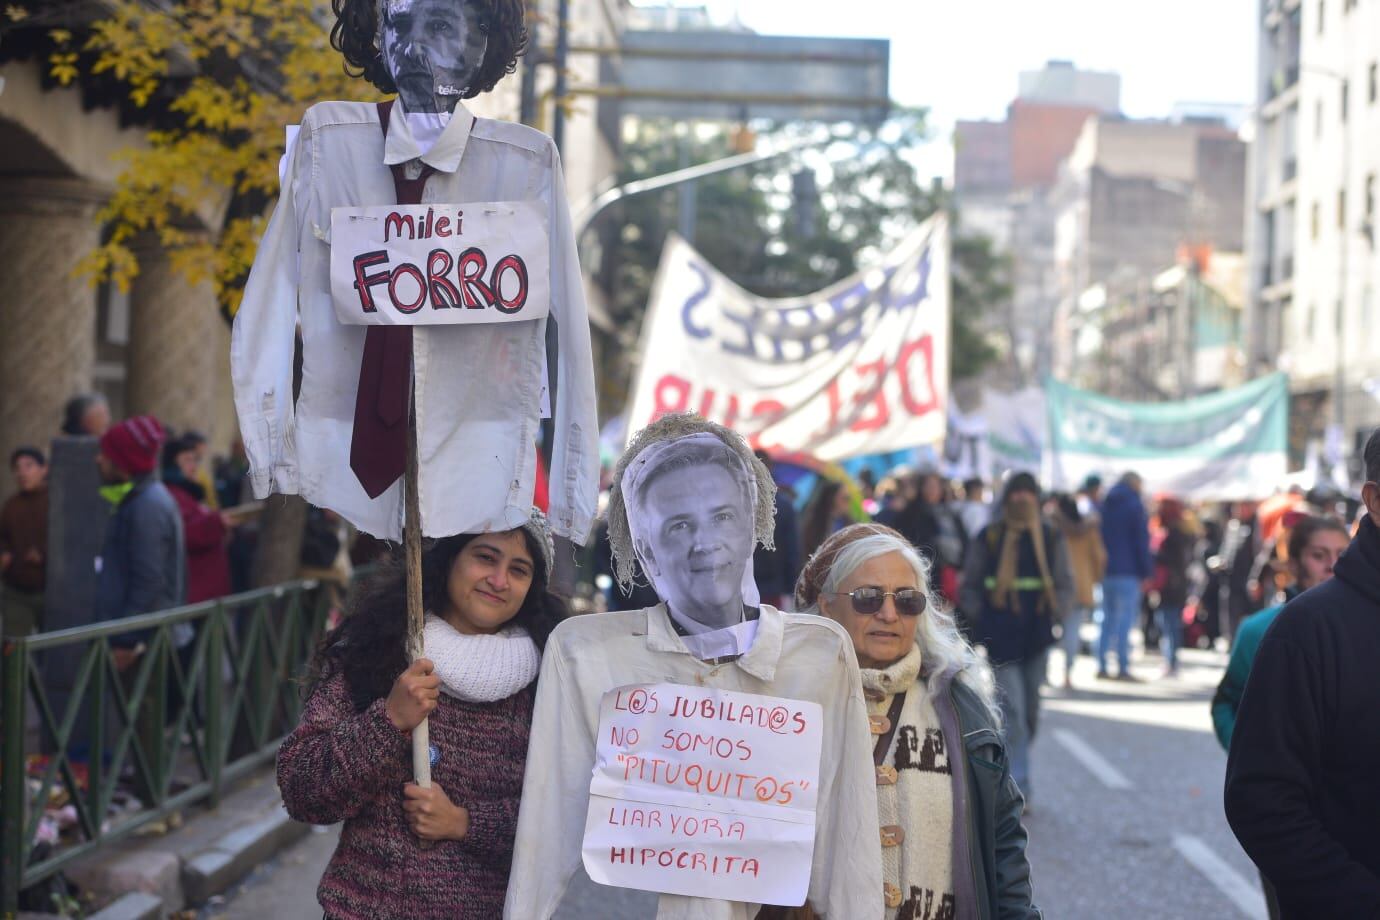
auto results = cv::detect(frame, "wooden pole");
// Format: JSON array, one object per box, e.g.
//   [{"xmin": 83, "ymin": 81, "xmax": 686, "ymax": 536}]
[{"xmin": 405, "ymin": 392, "xmax": 431, "ymax": 788}]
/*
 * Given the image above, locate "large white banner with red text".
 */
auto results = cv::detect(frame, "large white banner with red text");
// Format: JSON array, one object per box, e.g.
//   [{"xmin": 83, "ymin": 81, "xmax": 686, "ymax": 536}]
[{"xmin": 624, "ymin": 216, "xmax": 950, "ymax": 459}]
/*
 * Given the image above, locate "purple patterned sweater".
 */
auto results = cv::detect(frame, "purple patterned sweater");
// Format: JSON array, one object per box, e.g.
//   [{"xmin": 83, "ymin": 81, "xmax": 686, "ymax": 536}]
[{"xmin": 277, "ymin": 672, "xmax": 535, "ymax": 920}]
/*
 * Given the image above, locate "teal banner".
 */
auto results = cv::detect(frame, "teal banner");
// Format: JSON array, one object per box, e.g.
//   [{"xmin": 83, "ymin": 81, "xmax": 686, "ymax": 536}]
[{"xmin": 1045, "ymin": 374, "xmax": 1289, "ymax": 499}]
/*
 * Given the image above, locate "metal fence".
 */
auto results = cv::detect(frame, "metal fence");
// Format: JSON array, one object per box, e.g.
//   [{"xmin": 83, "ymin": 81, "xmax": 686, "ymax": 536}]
[{"xmin": 0, "ymin": 581, "xmax": 330, "ymax": 913}]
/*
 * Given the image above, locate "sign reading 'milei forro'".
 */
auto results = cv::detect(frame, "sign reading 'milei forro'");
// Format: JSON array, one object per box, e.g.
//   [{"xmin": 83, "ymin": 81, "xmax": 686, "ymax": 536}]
[{"xmin": 329, "ymin": 201, "xmax": 551, "ymax": 326}]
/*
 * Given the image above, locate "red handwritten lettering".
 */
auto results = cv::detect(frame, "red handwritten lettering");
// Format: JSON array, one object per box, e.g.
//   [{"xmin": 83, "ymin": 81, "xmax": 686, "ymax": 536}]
[{"xmin": 606, "ymin": 847, "xmax": 762, "ymax": 876}]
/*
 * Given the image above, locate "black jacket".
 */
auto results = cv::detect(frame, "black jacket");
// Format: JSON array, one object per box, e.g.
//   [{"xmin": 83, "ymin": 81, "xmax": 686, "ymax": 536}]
[
  {"xmin": 948, "ymin": 679, "xmax": 1041, "ymax": 919},
  {"xmin": 1224, "ymin": 514, "xmax": 1380, "ymax": 919}
]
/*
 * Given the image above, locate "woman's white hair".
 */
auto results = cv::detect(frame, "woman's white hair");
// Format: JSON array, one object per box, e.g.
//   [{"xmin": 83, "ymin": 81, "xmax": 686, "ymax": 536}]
[{"xmin": 808, "ymin": 532, "xmax": 999, "ymax": 722}]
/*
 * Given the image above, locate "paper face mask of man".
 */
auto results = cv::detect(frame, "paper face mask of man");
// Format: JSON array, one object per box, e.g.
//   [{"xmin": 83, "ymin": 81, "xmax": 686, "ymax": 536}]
[
  {"xmin": 623, "ymin": 433, "xmax": 760, "ymax": 629},
  {"xmin": 378, "ymin": 0, "xmax": 489, "ymax": 113}
]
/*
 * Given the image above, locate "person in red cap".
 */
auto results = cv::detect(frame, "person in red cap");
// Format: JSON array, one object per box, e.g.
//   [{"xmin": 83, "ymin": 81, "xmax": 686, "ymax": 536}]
[{"xmin": 95, "ymin": 415, "xmax": 186, "ymax": 672}]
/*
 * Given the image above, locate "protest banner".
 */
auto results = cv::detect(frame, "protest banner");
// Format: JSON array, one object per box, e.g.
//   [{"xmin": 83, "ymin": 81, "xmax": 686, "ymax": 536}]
[
  {"xmin": 329, "ymin": 201, "xmax": 550, "ymax": 325},
  {"xmin": 583, "ymin": 683, "xmax": 824, "ymax": 905},
  {"xmin": 944, "ymin": 388, "xmax": 1047, "ymax": 482},
  {"xmin": 942, "ymin": 405, "xmax": 990, "ymax": 482},
  {"xmin": 624, "ymin": 215, "xmax": 950, "ymax": 460},
  {"xmin": 1045, "ymin": 373, "xmax": 1289, "ymax": 500}
]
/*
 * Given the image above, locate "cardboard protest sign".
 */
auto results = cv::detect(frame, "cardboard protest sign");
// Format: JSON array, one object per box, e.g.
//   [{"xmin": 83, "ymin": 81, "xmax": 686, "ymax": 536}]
[
  {"xmin": 582, "ymin": 683, "xmax": 824, "ymax": 906},
  {"xmin": 329, "ymin": 200, "xmax": 550, "ymax": 326}
]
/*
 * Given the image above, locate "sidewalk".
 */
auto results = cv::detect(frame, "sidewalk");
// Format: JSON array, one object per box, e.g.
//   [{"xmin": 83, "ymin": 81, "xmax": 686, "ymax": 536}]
[{"xmin": 38, "ymin": 768, "xmax": 307, "ymax": 919}]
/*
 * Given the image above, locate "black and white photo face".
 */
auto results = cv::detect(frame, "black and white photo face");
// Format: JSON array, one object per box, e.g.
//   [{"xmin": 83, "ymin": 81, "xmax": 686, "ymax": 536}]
[
  {"xmin": 639, "ymin": 463, "xmax": 753, "ymax": 623},
  {"xmin": 379, "ymin": 0, "xmax": 488, "ymax": 113}
]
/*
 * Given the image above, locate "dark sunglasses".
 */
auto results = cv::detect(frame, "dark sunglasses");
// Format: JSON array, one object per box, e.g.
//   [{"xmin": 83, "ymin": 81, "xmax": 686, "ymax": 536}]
[{"xmin": 827, "ymin": 587, "xmax": 927, "ymax": 617}]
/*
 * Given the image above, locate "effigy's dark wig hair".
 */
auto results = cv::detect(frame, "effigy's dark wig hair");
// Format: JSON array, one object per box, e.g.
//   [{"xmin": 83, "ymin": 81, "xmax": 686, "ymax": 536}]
[
  {"xmin": 330, "ymin": 0, "xmax": 528, "ymax": 99},
  {"xmin": 308, "ymin": 530, "xmax": 565, "ymax": 712}
]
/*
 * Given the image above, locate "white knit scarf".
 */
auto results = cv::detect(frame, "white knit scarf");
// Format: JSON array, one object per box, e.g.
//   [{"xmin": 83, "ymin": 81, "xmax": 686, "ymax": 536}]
[
  {"xmin": 422, "ymin": 613, "xmax": 540, "ymax": 702},
  {"xmin": 861, "ymin": 644, "xmax": 957, "ymax": 920}
]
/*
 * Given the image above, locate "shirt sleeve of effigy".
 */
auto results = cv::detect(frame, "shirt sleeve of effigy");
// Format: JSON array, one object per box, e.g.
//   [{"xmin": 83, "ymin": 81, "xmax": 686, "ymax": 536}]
[
  {"xmin": 809, "ymin": 631, "xmax": 886, "ymax": 920},
  {"xmin": 543, "ymin": 138, "xmax": 600, "ymax": 546},
  {"xmin": 230, "ymin": 112, "xmax": 309, "ymax": 500},
  {"xmin": 503, "ymin": 635, "xmax": 591, "ymax": 919}
]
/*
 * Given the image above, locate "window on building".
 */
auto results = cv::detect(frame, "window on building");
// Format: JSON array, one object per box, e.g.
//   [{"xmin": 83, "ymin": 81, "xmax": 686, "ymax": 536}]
[
  {"xmin": 1312, "ymin": 201, "xmax": 1321, "ymax": 239},
  {"xmin": 1316, "ymin": 98, "xmax": 1325, "ymax": 138},
  {"xmin": 1371, "ymin": 62, "xmax": 1378, "ymax": 103},
  {"xmin": 1307, "ymin": 302, "xmax": 1317, "ymax": 340},
  {"xmin": 1341, "ymin": 79, "xmax": 1350, "ymax": 122},
  {"xmin": 1339, "ymin": 188, "xmax": 1347, "ymax": 229},
  {"xmin": 1318, "ymin": 0, "xmax": 1325, "ymax": 33},
  {"xmin": 1368, "ymin": 173, "xmax": 1376, "ymax": 219}
]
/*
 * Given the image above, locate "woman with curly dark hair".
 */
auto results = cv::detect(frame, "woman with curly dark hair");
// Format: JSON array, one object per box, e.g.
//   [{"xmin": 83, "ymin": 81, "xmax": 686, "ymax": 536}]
[{"xmin": 277, "ymin": 512, "xmax": 565, "ymax": 919}]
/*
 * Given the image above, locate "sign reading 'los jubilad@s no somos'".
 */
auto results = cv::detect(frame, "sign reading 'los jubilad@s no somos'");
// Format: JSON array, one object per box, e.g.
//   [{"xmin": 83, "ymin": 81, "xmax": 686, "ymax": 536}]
[
  {"xmin": 583, "ymin": 683, "xmax": 824, "ymax": 906},
  {"xmin": 328, "ymin": 201, "xmax": 550, "ymax": 326}
]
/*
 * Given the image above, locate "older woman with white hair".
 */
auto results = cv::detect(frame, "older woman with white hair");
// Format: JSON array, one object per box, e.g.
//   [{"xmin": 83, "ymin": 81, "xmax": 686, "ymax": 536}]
[{"xmin": 795, "ymin": 523, "xmax": 1040, "ymax": 920}]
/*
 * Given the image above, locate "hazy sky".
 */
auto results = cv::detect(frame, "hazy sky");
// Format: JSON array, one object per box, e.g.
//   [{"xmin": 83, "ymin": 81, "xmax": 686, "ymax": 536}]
[{"xmin": 634, "ymin": 0, "xmax": 1259, "ymax": 177}]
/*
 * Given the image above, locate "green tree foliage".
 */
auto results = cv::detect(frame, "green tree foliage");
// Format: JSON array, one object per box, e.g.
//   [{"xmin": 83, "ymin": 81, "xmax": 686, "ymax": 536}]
[
  {"xmin": 596, "ymin": 110, "xmax": 1008, "ymax": 383},
  {"xmin": 950, "ymin": 231, "xmax": 1010, "ymax": 379}
]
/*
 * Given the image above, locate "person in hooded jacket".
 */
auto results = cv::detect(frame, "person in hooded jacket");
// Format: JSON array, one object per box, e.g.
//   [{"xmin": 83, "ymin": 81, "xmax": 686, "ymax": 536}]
[
  {"xmin": 1224, "ymin": 428, "xmax": 1380, "ymax": 920},
  {"xmin": 1097, "ymin": 473, "xmax": 1152, "ymax": 680}
]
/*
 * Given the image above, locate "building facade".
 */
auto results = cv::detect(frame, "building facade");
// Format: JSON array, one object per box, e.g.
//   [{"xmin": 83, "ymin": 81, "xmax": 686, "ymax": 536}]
[
  {"xmin": 1052, "ymin": 116, "xmax": 1247, "ymax": 397},
  {"xmin": 953, "ymin": 61, "xmax": 1120, "ymax": 383},
  {"xmin": 1246, "ymin": 0, "xmax": 1380, "ymax": 465},
  {"xmin": 0, "ymin": 50, "xmax": 231, "ymax": 497}
]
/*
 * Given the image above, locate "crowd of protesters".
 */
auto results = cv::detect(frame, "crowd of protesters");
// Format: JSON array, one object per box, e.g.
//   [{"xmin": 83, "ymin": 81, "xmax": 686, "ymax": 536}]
[
  {"xmin": 11, "ymin": 394, "xmax": 1379, "ymax": 917},
  {"xmin": 0, "ymin": 392, "xmax": 370, "ymax": 642}
]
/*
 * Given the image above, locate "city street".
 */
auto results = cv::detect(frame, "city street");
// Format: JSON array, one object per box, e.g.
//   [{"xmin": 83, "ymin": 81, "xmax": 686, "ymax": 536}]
[
  {"xmin": 8, "ymin": 1, "xmax": 1380, "ymax": 917},
  {"xmin": 205, "ymin": 639, "xmax": 1267, "ymax": 920}
]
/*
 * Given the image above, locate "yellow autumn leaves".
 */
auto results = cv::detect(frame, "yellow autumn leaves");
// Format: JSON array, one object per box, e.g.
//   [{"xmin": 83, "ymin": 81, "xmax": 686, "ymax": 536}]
[{"xmin": 31, "ymin": 0, "xmax": 378, "ymax": 317}]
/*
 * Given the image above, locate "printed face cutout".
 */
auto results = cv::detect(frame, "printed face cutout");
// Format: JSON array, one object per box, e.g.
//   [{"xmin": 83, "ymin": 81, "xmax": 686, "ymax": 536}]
[
  {"xmin": 642, "ymin": 464, "xmax": 753, "ymax": 617},
  {"xmin": 623, "ymin": 434, "xmax": 761, "ymax": 629},
  {"xmin": 379, "ymin": 0, "xmax": 489, "ymax": 113}
]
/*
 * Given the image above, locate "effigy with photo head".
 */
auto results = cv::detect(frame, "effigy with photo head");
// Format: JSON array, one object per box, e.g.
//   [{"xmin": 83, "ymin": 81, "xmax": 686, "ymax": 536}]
[
  {"xmin": 230, "ymin": 0, "xmax": 598, "ymax": 787},
  {"xmin": 504, "ymin": 413, "xmax": 885, "ymax": 918}
]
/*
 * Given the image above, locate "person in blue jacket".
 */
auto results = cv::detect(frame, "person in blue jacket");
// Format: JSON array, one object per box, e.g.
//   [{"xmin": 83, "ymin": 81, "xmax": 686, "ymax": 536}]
[{"xmin": 1096, "ymin": 472, "xmax": 1152, "ymax": 680}]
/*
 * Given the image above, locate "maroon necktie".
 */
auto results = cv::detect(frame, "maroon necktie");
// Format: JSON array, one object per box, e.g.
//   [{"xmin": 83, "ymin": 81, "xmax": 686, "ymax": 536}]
[{"xmin": 349, "ymin": 100, "xmax": 435, "ymax": 498}]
